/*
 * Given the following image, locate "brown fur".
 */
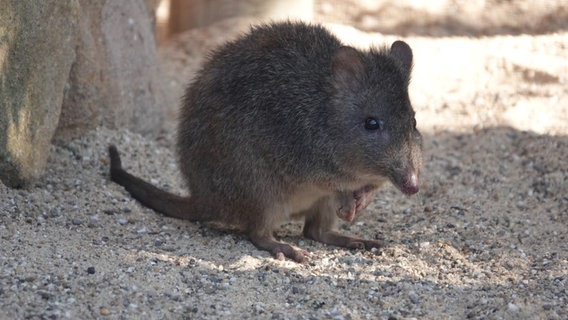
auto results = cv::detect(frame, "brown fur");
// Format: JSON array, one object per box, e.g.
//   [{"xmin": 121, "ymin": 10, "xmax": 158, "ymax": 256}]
[{"xmin": 108, "ymin": 22, "xmax": 423, "ymax": 262}]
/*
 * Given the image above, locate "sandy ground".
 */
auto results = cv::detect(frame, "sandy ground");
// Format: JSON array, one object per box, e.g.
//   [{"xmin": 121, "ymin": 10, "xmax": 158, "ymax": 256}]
[{"xmin": 1, "ymin": 1, "xmax": 567, "ymax": 319}]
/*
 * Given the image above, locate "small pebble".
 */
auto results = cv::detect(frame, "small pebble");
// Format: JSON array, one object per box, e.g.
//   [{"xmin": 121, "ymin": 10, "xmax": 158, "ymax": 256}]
[
  {"xmin": 137, "ymin": 227, "xmax": 148, "ymax": 234},
  {"xmin": 38, "ymin": 291, "xmax": 51, "ymax": 300},
  {"xmin": 409, "ymin": 291, "xmax": 420, "ymax": 304},
  {"xmin": 508, "ymin": 303, "xmax": 519, "ymax": 312},
  {"xmin": 87, "ymin": 267, "xmax": 96, "ymax": 274},
  {"xmin": 542, "ymin": 304, "xmax": 553, "ymax": 311}
]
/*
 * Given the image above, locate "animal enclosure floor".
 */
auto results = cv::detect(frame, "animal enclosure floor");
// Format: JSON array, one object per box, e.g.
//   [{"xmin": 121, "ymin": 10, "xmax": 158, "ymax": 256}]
[{"xmin": 1, "ymin": 2, "xmax": 567, "ymax": 318}]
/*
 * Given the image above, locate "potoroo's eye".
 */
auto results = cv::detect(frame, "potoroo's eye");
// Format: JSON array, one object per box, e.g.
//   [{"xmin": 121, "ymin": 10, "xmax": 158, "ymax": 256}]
[{"xmin": 364, "ymin": 117, "xmax": 384, "ymax": 131}]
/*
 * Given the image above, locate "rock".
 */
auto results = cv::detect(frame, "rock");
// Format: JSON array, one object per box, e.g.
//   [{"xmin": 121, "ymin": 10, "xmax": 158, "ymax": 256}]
[
  {"xmin": 55, "ymin": 0, "xmax": 168, "ymax": 139},
  {"xmin": 0, "ymin": 1, "xmax": 79, "ymax": 188},
  {"xmin": 0, "ymin": 0, "xmax": 168, "ymax": 188}
]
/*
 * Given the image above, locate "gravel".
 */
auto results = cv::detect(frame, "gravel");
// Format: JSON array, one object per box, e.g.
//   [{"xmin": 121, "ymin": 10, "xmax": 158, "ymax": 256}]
[{"xmin": 1, "ymin": 119, "xmax": 566, "ymax": 319}]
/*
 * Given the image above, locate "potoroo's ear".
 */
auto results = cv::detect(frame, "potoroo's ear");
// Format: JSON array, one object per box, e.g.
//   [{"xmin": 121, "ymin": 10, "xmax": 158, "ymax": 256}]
[
  {"xmin": 331, "ymin": 46, "xmax": 365, "ymax": 86},
  {"xmin": 390, "ymin": 40, "xmax": 413, "ymax": 74}
]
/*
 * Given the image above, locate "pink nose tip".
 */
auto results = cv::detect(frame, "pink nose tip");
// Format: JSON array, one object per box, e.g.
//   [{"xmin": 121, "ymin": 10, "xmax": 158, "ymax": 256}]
[{"xmin": 402, "ymin": 172, "xmax": 419, "ymax": 195}]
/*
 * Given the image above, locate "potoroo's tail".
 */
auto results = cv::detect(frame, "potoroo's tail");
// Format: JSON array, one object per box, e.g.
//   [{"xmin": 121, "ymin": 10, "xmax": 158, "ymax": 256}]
[{"xmin": 108, "ymin": 145, "xmax": 205, "ymax": 221}]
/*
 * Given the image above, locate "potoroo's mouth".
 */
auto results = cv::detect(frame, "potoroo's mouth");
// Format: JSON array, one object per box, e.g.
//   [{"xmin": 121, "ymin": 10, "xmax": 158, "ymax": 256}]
[{"xmin": 391, "ymin": 169, "xmax": 419, "ymax": 196}]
